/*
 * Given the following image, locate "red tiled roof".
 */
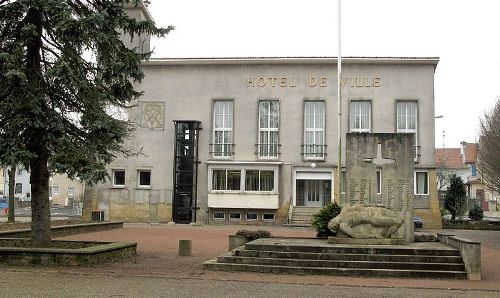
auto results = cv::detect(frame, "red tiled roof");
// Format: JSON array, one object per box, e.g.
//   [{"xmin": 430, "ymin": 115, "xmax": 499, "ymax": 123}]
[
  {"xmin": 463, "ymin": 143, "xmax": 478, "ymax": 164},
  {"xmin": 435, "ymin": 148, "xmax": 467, "ymax": 168}
]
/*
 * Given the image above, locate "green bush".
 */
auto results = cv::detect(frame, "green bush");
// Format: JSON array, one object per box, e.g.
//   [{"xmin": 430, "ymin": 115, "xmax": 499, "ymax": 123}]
[
  {"xmin": 311, "ymin": 202, "xmax": 342, "ymax": 237},
  {"xmin": 235, "ymin": 229, "xmax": 271, "ymax": 240},
  {"xmin": 468, "ymin": 204, "xmax": 484, "ymax": 221}
]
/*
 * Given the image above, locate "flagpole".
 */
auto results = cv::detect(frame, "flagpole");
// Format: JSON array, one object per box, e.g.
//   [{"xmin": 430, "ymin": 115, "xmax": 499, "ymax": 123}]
[{"xmin": 336, "ymin": 0, "xmax": 342, "ymax": 204}]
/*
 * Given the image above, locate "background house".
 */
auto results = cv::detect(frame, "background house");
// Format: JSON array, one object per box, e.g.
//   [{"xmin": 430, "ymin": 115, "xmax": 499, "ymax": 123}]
[{"xmin": 435, "ymin": 142, "xmax": 498, "ymax": 212}]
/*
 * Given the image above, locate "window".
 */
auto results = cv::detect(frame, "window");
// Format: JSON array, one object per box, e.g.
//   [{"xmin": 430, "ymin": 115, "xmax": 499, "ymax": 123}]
[
  {"xmin": 229, "ymin": 212, "xmax": 241, "ymax": 221},
  {"xmin": 376, "ymin": 170, "xmax": 382, "ymax": 194},
  {"xmin": 138, "ymin": 170, "xmax": 151, "ymax": 188},
  {"xmin": 112, "ymin": 169, "xmax": 125, "ymax": 187},
  {"xmin": 350, "ymin": 101, "xmax": 371, "ymax": 132},
  {"xmin": 212, "ymin": 169, "xmax": 241, "ymax": 191},
  {"xmin": 52, "ymin": 185, "xmax": 59, "ymax": 195},
  {"xmin": 262, "ymin": 213, "xmax": 275, "ymax": 221},
  {"xmin": 340, "ymin": 170, "xmax": 346, "ymax": 194},
  {"xmin": 258, "ymin": 100, "xmax": 280, "ymax": 157},
  {"xmin": 415, "ymin": 171, "xmax": 428, "ymax": 195},
  {"xmin": 68, "ymin": 186, "xmax": 75, "ymax": 196},
  {"xmin": 15, "ymin": 183, "xmax": 22, "ymax": 194},
  {"xmin": 212, "ymin": 100, "xmax": 233, "ymax": 157},
  {"xmin": 303, "ymin": 101, "xmax": 326, "ymax": 158},
  {"xmin": 211, "ymin": 168, "xmax": 276, "ymax": 192},
  {"xmin": 246, "ymin": 213, "xmax": 258, "ymax": 221},
  {"xmin": 213, "ymin": 211, "xmax": 225, "ymax": 221},
  {"xmin": 397, "ymin": 101, "xmax": 417, "ymax": 137},
  {"xmin": 245, "ymin": 170, "xmax": 274, "ymax": 191},
  {"xmin": 17, "ymin": 168, "xmax": 23, "ymax": 176}
]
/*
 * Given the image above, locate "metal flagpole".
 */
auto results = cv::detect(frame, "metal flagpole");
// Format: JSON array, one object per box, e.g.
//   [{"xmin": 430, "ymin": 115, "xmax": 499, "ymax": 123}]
[{"xmin": 336, "ymin": 0, "xmax": 342, "ymax": 204}]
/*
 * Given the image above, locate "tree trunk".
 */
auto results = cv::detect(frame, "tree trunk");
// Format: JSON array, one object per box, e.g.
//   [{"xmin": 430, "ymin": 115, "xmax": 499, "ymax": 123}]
[
  {"xmin": 30, "ymin": 146, "xmax": 51, "ymax": 246},
  {"xmin": 7, "ymin": 166, "xmax": 15, "ymax": 223},
  {"xmin": 25, "ymin": 7, "xmax": 51, "ymax": 246}
]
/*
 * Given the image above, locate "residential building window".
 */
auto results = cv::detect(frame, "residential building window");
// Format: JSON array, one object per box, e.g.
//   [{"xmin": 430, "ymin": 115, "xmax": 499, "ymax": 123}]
[
  {"xmin": 17, "ymin": 168, "xmax": 23, "ymax": 176},
  {"xmin": 397, "ymin": 101, "xmax": 419, "ymax": 162},
  {"xmin": 303, "ymin": 101, "xmax": 326, "ymax": 159},
  {"xmin": 350, "ymin": 100, "xmax": 371, "ymax": 132},
  {"xmin": 262, "ymin": 213, "xmax": 275, "ymax": 221},
  {"xmin": 52, "ymin": 185, "xmax": 59, "ymax": 195},
  {"xmin": 68, "ymin": 186, "xmax": 75, "ymax": 196},
  {"xmin": 137, "ymin": 170, "xmax": 151, "ymax": 188},
  {"xmin": 112, "ymin": 169, "xmax": 125, "ymax": 187},
  {"xmin": 415, "ymin": 171, "xmax": 429, "ymax": 195},
  {"xmin": 229, "ymin": 212, "xmax": 241, "ymax": 221},
  {"xmin": 212, "ymin": 100, "xmax": 233, "ymax": 157},
  {"xmin": 246, "ymin": 213, "xmax": 258, "ymax": 221},
  {"xmin": 258, "ymin": 100, "xmax": 280, "ymax": 157},
  {"xmin": 245, "ymin": 170, "xmax": 274, "ymax": 191},
  {"xmin": 15, "ymin": 183, "xmax": 22, "ymax": 194},
  {"xmin": 376, "ymin": 170, "xmax": 382, "ymax": 194},
  {"xmin": 213, "ymin": 212, "xmax": 225, "ymax": 221}
]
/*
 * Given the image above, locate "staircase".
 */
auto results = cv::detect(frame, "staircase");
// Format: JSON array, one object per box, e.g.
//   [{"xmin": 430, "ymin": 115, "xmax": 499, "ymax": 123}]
[
  {"xmin": 289, "ymin": 206, "xmax": 322, "ymax": 227},
  {"xmin": 203, "ymin": 238, "xmax": 467, "ymax": 279}
]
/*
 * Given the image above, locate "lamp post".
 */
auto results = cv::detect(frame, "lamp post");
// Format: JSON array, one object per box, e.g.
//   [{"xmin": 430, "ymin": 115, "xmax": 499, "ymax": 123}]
[
  {"xmin": 336, "ymin": 0, "xmax": 342, "ymax": 204},
  {"xmin": 434, "ymin": 115, "xmax": 444, "ymax": 148}
]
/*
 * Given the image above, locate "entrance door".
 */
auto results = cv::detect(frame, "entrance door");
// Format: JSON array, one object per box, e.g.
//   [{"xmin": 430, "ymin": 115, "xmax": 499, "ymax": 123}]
[{"xmin": 296, "ymin": 179, "xmax": 331, "ymax": 207}]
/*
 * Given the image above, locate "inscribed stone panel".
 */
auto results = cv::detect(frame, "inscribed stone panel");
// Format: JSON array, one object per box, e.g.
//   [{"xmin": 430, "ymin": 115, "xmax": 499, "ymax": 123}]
[{"xmin": 141, "ymin": 101, "xmax": 165, "ymax": 129}]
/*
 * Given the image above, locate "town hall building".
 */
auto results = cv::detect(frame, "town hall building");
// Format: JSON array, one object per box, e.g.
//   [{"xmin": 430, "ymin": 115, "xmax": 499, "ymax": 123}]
[{"xmin": 83, "ymin": 2, "xmax": 442, "ymax": 228}]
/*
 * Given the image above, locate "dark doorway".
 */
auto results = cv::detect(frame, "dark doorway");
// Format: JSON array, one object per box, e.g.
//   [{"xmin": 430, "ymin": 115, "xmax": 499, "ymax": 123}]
[{"xmin": 173, "ymin": 121, "xmax": 201, "ymax": 223}]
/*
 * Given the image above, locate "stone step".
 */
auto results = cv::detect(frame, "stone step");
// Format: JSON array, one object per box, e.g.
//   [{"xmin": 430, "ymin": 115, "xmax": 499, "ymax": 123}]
[
  {"xmin": 217, "ymin": 255, "xmax": 465, "ymax": 271},
  {"xmin": 244, "ymin": 243, "xmax": 461, "ymax": 256},
  {"xmin": 203, "ymin": 259, "xmax": 467, "ymax": 279},
  {"xmin": 234, "ymin": 249, "xmax": 465, "ymax": 264}
]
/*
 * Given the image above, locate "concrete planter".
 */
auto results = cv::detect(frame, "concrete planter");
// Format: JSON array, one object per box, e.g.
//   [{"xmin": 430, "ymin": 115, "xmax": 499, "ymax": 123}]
[{"xmin": 228, "ymin": 235, "xmax": 249, "ymax": 251}]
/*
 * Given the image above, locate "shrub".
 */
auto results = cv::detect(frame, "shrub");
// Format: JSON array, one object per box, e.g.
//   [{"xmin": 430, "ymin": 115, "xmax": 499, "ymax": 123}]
[
  {"xmin": 235, "ymin": 229, "xmax": 271, "ymax": 240},
  {"xmin": 311, "ymin": 202, "xmax": 342, "ymax": 237},
  {"xmin": 468, "ymin": 204, "xmax": 484, "ymax": 221}
]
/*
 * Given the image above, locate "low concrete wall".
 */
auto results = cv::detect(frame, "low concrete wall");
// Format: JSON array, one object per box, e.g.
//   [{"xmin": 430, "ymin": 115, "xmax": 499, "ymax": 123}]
[
  {"xmin": 442, "ymin": 220, "xmax": 500, "ymax": 231},
  {"xmin": 0, "ymin": 221, "xmax": 124, "ymax": 238},
  {"xmin": 0, "ymin": 238, "xmax": 136, "ymax": 266},
  {"xmin": 437, "ymin": 233, "xmax": 481, "ymax": 280}
]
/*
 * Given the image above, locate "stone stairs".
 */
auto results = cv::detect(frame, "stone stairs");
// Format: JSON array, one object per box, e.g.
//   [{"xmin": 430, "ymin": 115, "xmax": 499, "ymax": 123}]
[
  {"xmin": 203, "ymin": 238, "xmax": 467, "ymax": 279},
  {"xmin": 289, "ymin": 206, "xmax": 322, "ymax": 227}
]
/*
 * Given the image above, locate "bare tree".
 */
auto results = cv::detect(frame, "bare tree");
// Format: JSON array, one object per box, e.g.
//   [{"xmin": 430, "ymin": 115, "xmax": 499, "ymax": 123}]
[
  {"xmin": 477, "ymin": 98, "xmax": 500, "ymax": 194},
  {"xmin": 436, "ymin": 155, "xmax": 452, "ymax": 192}
]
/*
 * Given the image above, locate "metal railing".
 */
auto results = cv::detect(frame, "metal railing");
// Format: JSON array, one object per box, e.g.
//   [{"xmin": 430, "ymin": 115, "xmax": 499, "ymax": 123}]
[
  {"xmin": 255, "ymin": 143, "xmax": 281, "ymax": 157},
  {"xmin": 301, "ymin": 144, "xmax": 327, "ymax": 159},
  {"xmin": 209, "ymin": 143, "xmax": 234, "ymax": 158}
]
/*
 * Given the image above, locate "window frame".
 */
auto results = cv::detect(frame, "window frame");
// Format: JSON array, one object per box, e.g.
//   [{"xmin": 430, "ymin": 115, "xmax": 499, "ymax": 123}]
[
  {"xmin": 14, "ymin": 183, "xmax": 23, "ymax": 194},
  {"xmin": 376, "ymin": 170, "xmax": 382, "ymax": 195},
  {"xmin": 52, "ymin": 185, "xmax": 59, "ymax": 195},
  {"xmin": 229, "ymin": 212, "xmax": 241, "ymax": 221},
  {"xmin": 212, "ymin": 100, "xmax": 234, "ymax": 158},
  {"xmin": 303, "ymin": 100, "xmax": 326, "ymax": 160},
  {"xmin": 414, "ymin": 171, "xmax": 429, "ymax": 195},
  {"xmin": 349, "ymin": 100, "xmax": 371, "ymax": 132},
  {"xmin": 112, "ymin": 169, "xmax": 126, "ymax": 188},
  {"xmin": 213, "ymin": 211, "xmax": 225, "ymax": 221},
  {"xmin": 137, "ymin": 169, "xmax": 152, "ymax": 189},
  {"xmin": 262, "ymin": 213, "xmax": 275, "ymax": 221},
  {"xmin": 258, "ymin": 100, "xmax": 280, "ymax": 158},
  {"xmin": 246, "ymin": 213, "xmax": 258, "ymax": 221},
  {"xmin": 67, "ymin": 186, "xmax": 75, "ymax": 196}
]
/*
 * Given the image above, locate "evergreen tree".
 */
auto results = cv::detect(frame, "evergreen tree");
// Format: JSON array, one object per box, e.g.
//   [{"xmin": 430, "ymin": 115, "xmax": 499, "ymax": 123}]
[
  {"xmin": 444, "ymin": 174, "xmax": 467, "ymax": 220},
  {"xmin": 0, "ymin": 0, "xmax": 172, "ymax": 246}
]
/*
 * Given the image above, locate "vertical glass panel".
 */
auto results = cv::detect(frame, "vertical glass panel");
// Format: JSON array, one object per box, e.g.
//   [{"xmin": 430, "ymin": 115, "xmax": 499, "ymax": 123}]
[
  {"xmin": 212, "ymin": 170, "xmax": 226, "ymax": 190},
  {"xmin": 260, "ymin": 171, "xmax": 274, "ymax": 191},
  {"xmin": 376, "ymin": 170, "xmax": 381, "ymax": 194},
  {"xmin": 245, "ymin": 170, "xmax": 259, "ymax": 191},
  {"xmin": 227, "ymin": 170, "xmax": 241, "ymax": 190},
  {"xmin": 270, "ymin": 101, "xmax": 279, "ymax": 128}
]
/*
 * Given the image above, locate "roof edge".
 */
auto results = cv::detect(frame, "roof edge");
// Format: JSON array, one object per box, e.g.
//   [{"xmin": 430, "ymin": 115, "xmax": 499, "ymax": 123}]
[{"xmin": 142, "ymin": 56, "xmax": 440, "ymax": 66}]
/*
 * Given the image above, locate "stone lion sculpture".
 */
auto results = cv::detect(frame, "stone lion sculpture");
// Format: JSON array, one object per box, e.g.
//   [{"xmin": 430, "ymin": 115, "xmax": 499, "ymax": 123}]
[{"xmin": 328, "ymin": 204, "xmax": 404, "ymax": 239}]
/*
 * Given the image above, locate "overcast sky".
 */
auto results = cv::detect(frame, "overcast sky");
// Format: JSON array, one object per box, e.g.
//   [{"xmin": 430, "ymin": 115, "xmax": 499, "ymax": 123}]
[{"xmin": 146, "ymin": 0, "xmax": 500, "ymax": 149}]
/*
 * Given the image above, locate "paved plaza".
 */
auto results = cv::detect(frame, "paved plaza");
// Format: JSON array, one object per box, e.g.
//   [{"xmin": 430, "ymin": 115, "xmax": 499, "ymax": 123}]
[{"xmin": 1, "ymin": 224, "xmax": 500, "ymax": 297}]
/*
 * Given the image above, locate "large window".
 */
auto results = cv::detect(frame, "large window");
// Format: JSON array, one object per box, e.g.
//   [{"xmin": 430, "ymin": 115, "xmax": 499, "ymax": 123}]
[
  {"xmin": 303, "ymin": 101, "xmax": 326, "ymax": 159},
  {"xmin": 350, "ymin": 100, "xmax": 371, "ymax": 132},
  {"xmin": 245, "ymin": 170, "xmax": 274, "ymax": 191},
  {"xmin": 258, "ymin": 100, "xmax": 280, "ymax": 157},
  {"xmin": 212, "ymin": 100, "xmax": 233, "ymax": 157},
  {"xmin": 15, "ymin": 183, "xmax": 22, "ymax": 194},
  {"xmin": 211, "ymin": 168, "xmax": 276, "ymax": 192},
  {"xmin": 415, "ymin": 171, "xmax": 428, "ymax": 195}
]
